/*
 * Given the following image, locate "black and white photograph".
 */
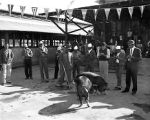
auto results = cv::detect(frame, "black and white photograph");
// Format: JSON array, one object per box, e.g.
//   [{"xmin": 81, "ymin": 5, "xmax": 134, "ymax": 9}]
[{"xmin": 0, "ymin": 0, "xmax": 150, "ymax": 120}]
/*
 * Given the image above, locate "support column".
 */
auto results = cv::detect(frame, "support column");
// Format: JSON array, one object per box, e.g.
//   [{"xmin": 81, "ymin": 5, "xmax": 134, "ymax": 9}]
[
  {"xmin": 65, "ymin": 11, "xmax": 68, "ymax": 43},
  {"xmin": 4, "ymin": 32, "xmax": 9, "ymax": 44}
]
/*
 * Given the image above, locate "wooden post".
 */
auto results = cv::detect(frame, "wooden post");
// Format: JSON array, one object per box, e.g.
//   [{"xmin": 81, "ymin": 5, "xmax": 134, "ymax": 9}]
[
  {"xmin": 5, "ymin": 32, "xmax": 9, "ymax": 44},
  {"xmin": 65, "ymin": 10, "xmax": 68, "ymax": 43}
]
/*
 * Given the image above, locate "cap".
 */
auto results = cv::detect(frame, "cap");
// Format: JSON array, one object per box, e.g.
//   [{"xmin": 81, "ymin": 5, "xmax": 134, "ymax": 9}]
[
  {"xmin": 57, "ymin": 46, "xmax": 62, "ymax": 51},
  {"xmin": 87, "ymin": 43, "xmax": 92, "ymax": 48},
  {"xmin": 128, "ymin": 40, "xmax": 135, "ymax": 45},
  {"xmin": 39, "ymin": 41, "xmax": 44, "ymax": 44},
  {"xmin": 58, "ymin": 43, "xmax": 63, "ymax": 47},
  {"xmin": 116, "ymin": 46, "xmax": 121, "ymax": 49},
  {"xmin": 24, "ymin": 44, "xmax": 28, "ymax": 48},
  {"xmin": 74, "ymin": 46, "xmax": 78, "ymax": 50}
]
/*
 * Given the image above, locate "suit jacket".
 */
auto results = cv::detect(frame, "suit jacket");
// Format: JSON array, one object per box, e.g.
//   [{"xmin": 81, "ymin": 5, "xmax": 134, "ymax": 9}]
[
  {"xmin": 0, "ymin": 48, "xmax": 14, "ymax": 64},
  {"xmin": 84, "ymin": 49, "xmax": 96, "ymax": 65},
  {"xmin": 59, "ymin": 51, "xmax": 73, "ymax": 70},
  {"xmin": 126, "ymin": 47, "xmax": 142, "ymax": 69}
]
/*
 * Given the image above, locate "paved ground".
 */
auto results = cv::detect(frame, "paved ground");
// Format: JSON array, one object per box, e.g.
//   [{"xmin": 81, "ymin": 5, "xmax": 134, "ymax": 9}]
[{"xmin": 0, "ymin": 58, "xmax": 150, "ymax": 120}]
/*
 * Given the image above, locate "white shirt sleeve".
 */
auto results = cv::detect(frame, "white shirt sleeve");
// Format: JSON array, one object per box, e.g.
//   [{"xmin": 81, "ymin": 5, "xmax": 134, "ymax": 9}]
[{"xmin": 106, "ymin": 49, "xmax": 110, "ymax": 59}]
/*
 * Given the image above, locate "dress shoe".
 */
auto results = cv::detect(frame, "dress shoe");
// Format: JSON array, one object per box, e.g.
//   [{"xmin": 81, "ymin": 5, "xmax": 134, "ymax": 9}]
[
  {"xmin": 114, "ymin": 86, "xmax": 121, "ymax": 90},
  {"xmin": 6, "ymin": 81, "xmax": 11, "ymax": 84},
  {"xmin": 121, "ymin": 89, "xmax": 129, "ymax": 93},
  {"xmin": 132, "ymin": 91, "xmax": 136, "ymax": 95}
]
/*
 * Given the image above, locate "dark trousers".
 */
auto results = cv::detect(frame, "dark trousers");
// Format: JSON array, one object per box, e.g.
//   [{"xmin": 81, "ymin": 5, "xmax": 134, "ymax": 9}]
[
  {"xmin": 39, "ymin": 58, "xmax": 49, "ymax": 80},
  {"xmin": 115, "ymin": 64, "xmax": 124, "ymax": 87},
  {"xmin": 24, "ymin": 59, "xmax": 32, "ymax": 78},
  {"xmin": 73, "ymin": 62, "xmax": 80, "ymax": 78},
  {"xmin": 125, "ymin": 64, "xmax": 138, "ymax": 92},
  {"xmin": 54, "ymin": 60, "xmax": 59, "ymax": 79}
]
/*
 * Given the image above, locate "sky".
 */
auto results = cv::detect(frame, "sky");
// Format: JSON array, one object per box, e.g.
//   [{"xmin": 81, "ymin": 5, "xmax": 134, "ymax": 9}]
[
  {"xmin": 0, "ymin": 0, "xmax": 127, "ymax": 15},
  {"xmin": 0, "ymin": 0, "xmax": 99, "ymax": 15}
]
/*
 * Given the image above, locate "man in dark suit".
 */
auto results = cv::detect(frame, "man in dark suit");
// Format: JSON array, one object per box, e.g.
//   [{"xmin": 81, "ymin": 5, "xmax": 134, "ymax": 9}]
[
  {"xmin": 122, "ymin": 40, "xmax": 142, "ymax": 95},
  {"xmin": 84, "ymin": 43, "xmax": 96, "ymax": 72}
]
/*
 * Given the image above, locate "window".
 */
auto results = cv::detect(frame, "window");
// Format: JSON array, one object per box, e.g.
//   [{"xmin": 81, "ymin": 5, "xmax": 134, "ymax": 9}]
[
  {"xmin": 9, "ymin": 39, "xmax": 13, "ymax": 47},
  {"xmin": 15, "ymin": 39, "xmax": 20, "ymax": 47}
]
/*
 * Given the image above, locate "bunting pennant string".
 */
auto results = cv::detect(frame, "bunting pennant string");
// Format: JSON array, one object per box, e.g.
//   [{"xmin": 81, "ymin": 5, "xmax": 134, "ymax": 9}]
[
  {"xmin": 67, "ymin": 9, "xmax": 73, "ymax": 18},
  {"xmin": 44, "ymin": 8, "xmax": 49, "ymax": 19},
  {"xmin": 56, "ymin": 8, "xmax": 61, "ymax": 21},
  {"xmin": 116, "ymin": 8, "xmax": 122, "ymax": 19},
  {"xmin": 20, "ymin": 6, "xmax": 26, "ymax": 17},
  {"xmin": 32, "ymin": 7, "xmax": 38, "ymax": 16},
  {"xmin": 128, "ymin": 7, "xmax": 134, "ymax": 18},
  {"xmin": 1, "ymin": 2, "xmax": 150, "ymax": 21},
  {"xmin": 81, "ymin": 9, "xmax": 87, "ymax": 20},
  {"xmin": 8, "ymin": 4, "xmax": 14, "ymax": 16},
  {"xmin": 104, "ymin": 8, "xmax": 110, "ymax": 20},
  {"xmin": 140, "ymin": 5, "xmax": 145, "ymax": 17}
]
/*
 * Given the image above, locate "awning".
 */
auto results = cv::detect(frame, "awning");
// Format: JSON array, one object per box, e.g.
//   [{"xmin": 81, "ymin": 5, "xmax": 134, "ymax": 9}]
[{"xmin": 0, "ymin": 15, "xmax": 93, "ymax": 35}]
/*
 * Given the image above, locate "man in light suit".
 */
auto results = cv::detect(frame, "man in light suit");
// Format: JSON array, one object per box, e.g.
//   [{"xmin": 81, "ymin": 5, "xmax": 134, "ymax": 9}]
[
  {"xmin": 55, "ymin": 45, "xmax": 73, "ymax": 88},
  {"xmin": 114, "ymin": 46, "xmax": 125, "ymax": 90},
  {"xmin": 0, "ymin": 43, "xmax": 14, "ymax": 85},
  {"xmin": 122, "ymin": 40, "xmax": 142, "ymax": 95}
]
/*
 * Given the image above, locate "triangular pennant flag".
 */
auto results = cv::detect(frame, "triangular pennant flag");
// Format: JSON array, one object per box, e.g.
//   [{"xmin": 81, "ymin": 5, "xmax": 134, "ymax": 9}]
[
  {"xmin": 32, "ymin": 7, "xmax": 38, "ymax": 16},
  {"xmin": 116, "ymin": 8, "xmax": 122, "ymax": 19},
  {"xmin": 67, "ymin": 9, "xmax": 73, "ymax": 18},
  {"xmin": 8, "ymin": 4, "xmax": 14, "ymax": 16},
  {"xmin": 56, "ymin": 9, "xmax": 61, "ymax": 21},
  {"xmin": 140, "ymin": 5, "xmax": 145, "ymax": 17},
  {"xmin": 44, "ymin": 8, "xmax": 49, "ymax": 19},
  {"xmin": 94, "ymin": 9, "xmax": 98, "ymax": 20},
  {"xmin": 104, "ymin": 8, "xmax": 110, "ymax": 20},
  {"xmin": 128, "ymin": 7, "xmax": 133, "ymax": 18},
  {"xmin": 20, "ymin": 6, "xmax": 26, "ymax": 17},
  {"xmin": 81, "ymin": 9, "xmax": 87, "ymax": 20}
]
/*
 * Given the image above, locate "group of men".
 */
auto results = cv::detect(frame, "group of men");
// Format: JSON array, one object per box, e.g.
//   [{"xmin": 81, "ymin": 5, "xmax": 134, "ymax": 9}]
[
  {"xmin": 54, "ymin": 39, "xmax": 142, "ymax": 95},
  {"xmin": 0, "ymin": 41, "xmax": 50, "ymax": 85},
  {"xmin": 0, "ymin": 39, "xmax": 142, "ymax": 95}
]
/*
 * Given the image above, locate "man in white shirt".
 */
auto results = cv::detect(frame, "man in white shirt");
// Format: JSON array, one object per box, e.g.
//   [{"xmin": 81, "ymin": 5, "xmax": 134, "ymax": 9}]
[{"xmin": 97, "ymin": 42, "xmax": 110, "ymax": 83}]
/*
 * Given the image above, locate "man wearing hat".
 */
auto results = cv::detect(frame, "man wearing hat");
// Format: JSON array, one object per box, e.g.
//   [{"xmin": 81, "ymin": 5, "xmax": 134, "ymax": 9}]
[
  {"xmin": 114, "ymin": 46, "xmax": 125, "ymax": 90},
  {"xmin": 55, "ymin": 44, "xmax": 73, "ymax": 88},
  {"xmin": 84, "ymin": 43, "xmax": 96, "ymax": 72},
  {"xmin": 0, "ymin": 43, "xmax": 14, "ymax": 85},
  {"xmin": 53, "ymin": 44, "xmax": 63, "ymax": 79},
  {"xmin": 122, "ymin": 40, "xmax": 142, "ymax": 95},
  {"xmin": 37, "ymin": 41, "xmax": 49, "ymax": 82},
  {"xmin": 72, "ymin": 45, "xmax": 81, "ymax": 78},
  {"xmin": 22, "ymin": 44, "xmax": 33, "ymax": 79}
]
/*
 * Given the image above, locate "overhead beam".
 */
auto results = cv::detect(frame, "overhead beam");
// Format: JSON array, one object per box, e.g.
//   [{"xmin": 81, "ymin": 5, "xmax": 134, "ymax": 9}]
[
  {"xmin": 68, "ymin": 25, "xmax": 92, "ymax": 34},
  {"xmin": 67, "ymin": 16, "xmax": 92, "ymax": 34}
]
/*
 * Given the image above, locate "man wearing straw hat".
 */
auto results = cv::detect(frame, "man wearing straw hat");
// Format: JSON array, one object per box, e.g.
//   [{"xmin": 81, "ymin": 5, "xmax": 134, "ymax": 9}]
[
  {"xmin": 55, "ymin": 44, "xmax": 73, "ymax": 89},
  {"xmin": 37, "ymin": 41, "xmax": 49, "ymax": 82},
  {"xmin": 84, "ymin": 43, "xmax": 96, "ymax": 72},
  {"xmin": 22, "ymin": 44, "xmax": 33, "ymax": 80},
  {"xmin": 114, "ymin": 46, "xmax": 125, "ymax": 90}
]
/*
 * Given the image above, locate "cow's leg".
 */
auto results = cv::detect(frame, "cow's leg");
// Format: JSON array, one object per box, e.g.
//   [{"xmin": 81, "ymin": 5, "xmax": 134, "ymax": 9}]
[
  {"xmin": 85, "ymin": 94, "xmax": 90, "ymax": 107},
  {"xmin": 78, "ymin": 96, "xmax": 83, "ymax": 107}
]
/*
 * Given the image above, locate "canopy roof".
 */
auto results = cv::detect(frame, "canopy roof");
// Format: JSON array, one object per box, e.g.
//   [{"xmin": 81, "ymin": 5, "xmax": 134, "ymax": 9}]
[{"xmin": 0, "ymin": 15, "xmax": 93, "ymax": 35}]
